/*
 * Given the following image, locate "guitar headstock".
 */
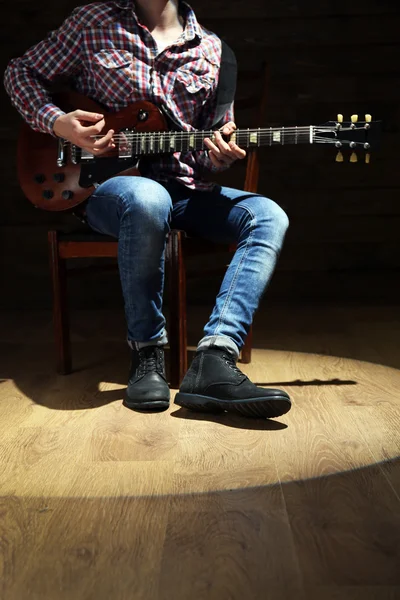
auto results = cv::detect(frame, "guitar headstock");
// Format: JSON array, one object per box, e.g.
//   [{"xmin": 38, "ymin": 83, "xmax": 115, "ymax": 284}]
[{"xmin": 314, "ymin": 114, "xmax": 382, "ymax": 163}]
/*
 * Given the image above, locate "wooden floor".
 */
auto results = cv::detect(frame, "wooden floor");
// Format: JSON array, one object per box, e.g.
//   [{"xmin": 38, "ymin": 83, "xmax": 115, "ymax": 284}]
[{"xmin": 1, "ymin": 304, "xmax": 400, "ymax": 600}]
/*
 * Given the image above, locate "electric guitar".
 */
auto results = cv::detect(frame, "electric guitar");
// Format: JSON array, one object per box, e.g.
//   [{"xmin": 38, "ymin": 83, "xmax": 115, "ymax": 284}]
[{"xmin": 17, "ymin": 92, "xmax": 381, "ymax": 212}]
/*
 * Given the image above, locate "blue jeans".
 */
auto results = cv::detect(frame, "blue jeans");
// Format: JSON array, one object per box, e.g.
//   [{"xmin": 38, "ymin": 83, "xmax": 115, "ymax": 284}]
[{"xmin": 85, "ymin": 176, "xmax": 289, "ymax": 358}]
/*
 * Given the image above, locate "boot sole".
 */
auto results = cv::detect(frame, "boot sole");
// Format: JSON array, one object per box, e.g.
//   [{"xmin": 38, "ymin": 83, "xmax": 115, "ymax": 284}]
[
  {"xmin": 123, "ymin": 397, "xmax": 170, "ymax": 412},
  {"xmin": 174, "ymin": 392, "xmax": 291, "ymax": 419}
]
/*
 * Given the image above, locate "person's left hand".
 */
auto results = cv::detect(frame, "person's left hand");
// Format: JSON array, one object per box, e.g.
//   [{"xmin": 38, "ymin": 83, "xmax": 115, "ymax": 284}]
[{"xmin": 204, "ymin": 121, "xmax": 246, "ymax": 169}]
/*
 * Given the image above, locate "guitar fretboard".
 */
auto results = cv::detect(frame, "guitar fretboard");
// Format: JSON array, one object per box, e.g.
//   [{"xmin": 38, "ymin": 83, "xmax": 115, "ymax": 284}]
[{"xmin": 114, "ymin": 126, "xmax": 314, "ymax": 156}]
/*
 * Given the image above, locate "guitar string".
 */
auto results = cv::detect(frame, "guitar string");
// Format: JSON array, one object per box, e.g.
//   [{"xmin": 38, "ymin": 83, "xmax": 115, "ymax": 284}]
[
  {"xmin": 58, "ymin": 125, "xmax": 365, "ymax": 152},
  {"xmin": 87, "ymin": 127, "xmax": 334, "ymax": 140},
  {"xmin": 59, "ymin": 126, "xmax": 363, "ymax": 146}
]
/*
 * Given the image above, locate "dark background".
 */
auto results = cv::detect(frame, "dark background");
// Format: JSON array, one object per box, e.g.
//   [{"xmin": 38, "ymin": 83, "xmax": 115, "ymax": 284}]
[{"xmin": 1, "ymin": 0, "xmax": 399, "ymax": 310}]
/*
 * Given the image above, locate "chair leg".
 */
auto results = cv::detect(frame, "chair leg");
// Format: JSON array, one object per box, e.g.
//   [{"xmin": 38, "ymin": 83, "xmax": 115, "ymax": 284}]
[
  {"xmin": 48, "ymin": 231, "xmax": 72, "ymax": 374},
  {"xmin": 167, "ymin": 231, "xmax": 187, "ymax": 388},
  {"xmin": 240, "ymin": 325, "xmax": 253, "ymax": 364}
]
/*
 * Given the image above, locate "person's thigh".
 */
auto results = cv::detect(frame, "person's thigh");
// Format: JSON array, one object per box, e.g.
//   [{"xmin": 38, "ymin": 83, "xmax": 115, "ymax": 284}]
[
  {"xmin": 170, "ymin": 183, "xmax": 287, "ymax": 245},
  {"xmin": 85, "ymin": 175, "xmax": 172, "ymax": 238}
]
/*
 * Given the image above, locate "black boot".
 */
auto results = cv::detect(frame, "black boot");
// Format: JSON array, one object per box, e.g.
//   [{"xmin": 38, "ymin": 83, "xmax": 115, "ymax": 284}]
[
  {"xmin": 124, "ymin": 346, "xmax": 170, "ymax": 411},
  {"xmin": 175, "ymin": 347, "xmax": 291, "ymax": 418}
]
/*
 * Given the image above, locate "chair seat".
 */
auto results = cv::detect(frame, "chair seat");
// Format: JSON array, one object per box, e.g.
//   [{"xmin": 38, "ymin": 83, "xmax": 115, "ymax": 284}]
[
  {"xmin": 58, "ymin": 230, "xmax": 233, "ymax": 254},
  {"xmin": 58, "ymin": 231, "xmax": 117, "ymax": 243}
]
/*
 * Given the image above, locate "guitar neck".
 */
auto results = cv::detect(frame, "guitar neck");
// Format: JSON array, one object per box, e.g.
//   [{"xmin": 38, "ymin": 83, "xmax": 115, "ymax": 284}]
[{"xmin": 122, "ymin": 126, "xmax": 313, "ymax": 156}]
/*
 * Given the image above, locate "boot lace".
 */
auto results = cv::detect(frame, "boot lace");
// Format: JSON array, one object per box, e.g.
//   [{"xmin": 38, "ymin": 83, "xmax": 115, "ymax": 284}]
[
  {"xmin": 137, "ymin": 346, "xmax": 164, "ymax": 377},
  {"xmin": 222, "ymin": 353, "xmax": 247, "ymax": 379}
]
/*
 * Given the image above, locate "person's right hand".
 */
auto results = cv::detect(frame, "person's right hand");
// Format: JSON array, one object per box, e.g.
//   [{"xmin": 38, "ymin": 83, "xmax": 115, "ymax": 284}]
[{"xmin": 53, "ymin": 110, "xmax": 115, "ymax": 156}]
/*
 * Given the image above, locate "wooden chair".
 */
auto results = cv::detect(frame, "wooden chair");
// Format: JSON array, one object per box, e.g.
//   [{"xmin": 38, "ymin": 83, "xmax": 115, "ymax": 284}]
[{"xmin": 48, "ymin": 63, "xmax": 269, "ymax": 388}]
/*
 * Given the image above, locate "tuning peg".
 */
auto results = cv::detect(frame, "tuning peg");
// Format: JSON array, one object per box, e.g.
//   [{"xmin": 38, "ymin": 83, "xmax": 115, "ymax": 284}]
[
  {"xmin": 350, "ymin": 152, "xmax": 358, "ymax": 163},
  {"xmin": 351, "ymin": 115, "xmax": 358, "ymax": 123},
  {"xmin": 365, "ymin": 153, "xmax": 371, "ymax": 164},
  {"xmin": 365, "ymin": 114, "xmax": 372, "ymax": 123},
  {"xmin": 336, "ymin": 151, "xmax": 344, "ymax": 163},
  {"xmin": 337, "ymin": 114, "xmax": 343, "ymax": 123}
]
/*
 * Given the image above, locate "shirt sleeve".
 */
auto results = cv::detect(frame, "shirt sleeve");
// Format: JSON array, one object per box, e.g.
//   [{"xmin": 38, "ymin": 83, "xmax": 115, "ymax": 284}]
[{"xmin": 3, "ymin": 9, "xmax": 83, "ymax": 135}]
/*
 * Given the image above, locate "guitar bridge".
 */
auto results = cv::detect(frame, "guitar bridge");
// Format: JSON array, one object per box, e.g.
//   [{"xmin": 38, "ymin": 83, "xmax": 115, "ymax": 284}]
[{"xmin": 56, "ymin": 138, "xmax": 67, "ymax": 167}]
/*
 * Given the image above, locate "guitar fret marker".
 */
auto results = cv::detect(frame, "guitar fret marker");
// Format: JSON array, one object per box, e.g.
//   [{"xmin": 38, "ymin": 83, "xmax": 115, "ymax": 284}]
[
  {"xmin": 273, "ymin": 131, "xmax": 281, "ymax": 143},
  {"xmin": 249, "ymin": 132, "xmax": 258, "ymax": 144}
]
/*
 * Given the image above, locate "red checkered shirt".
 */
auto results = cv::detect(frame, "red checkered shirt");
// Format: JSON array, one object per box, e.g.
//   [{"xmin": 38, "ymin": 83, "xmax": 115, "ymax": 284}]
[{"xmin": 4, "ymin": 1, "xmax": 235, "ymax": 190}]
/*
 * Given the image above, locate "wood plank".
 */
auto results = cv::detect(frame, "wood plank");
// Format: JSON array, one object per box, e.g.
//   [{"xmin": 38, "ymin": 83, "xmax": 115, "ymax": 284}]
[
  {"xmin": 235, "ymin": 70, "xmax": 400, "ymax": 104},
  {"xmin": 304, "ymin": 587, "xmax": 400, "ymax": 600},
  {"xmin": 184, "ymin": 241, "xmax": 400, "ymax": 271},
  {"xmin": 235, "ymin": 44, "xmax": 400, "ymax": 77},
  {"xmin": 193, "ymin": 0, "xmax": 400, "ymax": 19},
  {"xmin": 265, "ymin": 270, "xmax": 400, "ymax": 300},
  {"xmin": 276, "ymin": 188, "xmax": 400, "ymax": 217},
  {"xmin": 201, "ymin": 16, "xmax": 400, "ymax": 48},
  {"xmin": 277, "ymin": 243, "xmax": 400, "ymax": 271},
  {"xmin": 234, "ymin": 101, "xmax": 399, "ymax": 131},
  {"xmin": 284, "ymin": 215, "xmax": 400, "ymax": 244}
]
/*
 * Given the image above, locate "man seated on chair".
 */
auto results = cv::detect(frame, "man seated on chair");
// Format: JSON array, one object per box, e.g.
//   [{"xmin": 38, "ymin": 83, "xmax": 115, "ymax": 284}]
[{"xmin": 4, "ymin": 0, "xmax": 291, "ymax": 419}]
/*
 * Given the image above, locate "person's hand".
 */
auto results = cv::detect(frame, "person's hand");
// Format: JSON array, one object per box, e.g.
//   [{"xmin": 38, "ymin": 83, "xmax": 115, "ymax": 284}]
[
  {"xmin": 204, "ymin": 121, "xmax": 246, "ymax": 168},
  {"xmin": 53, "ymin": 110, "xmax": 115, "ymax": 155}
]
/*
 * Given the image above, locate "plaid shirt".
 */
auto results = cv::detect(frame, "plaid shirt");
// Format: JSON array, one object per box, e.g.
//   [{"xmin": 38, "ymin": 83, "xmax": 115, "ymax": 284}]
[{"xmin": 4, "ymin": 1, "xmax": 234, "ymax": 189}]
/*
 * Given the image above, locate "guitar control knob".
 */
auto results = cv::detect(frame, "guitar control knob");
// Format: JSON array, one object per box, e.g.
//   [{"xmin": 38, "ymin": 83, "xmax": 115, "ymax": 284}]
[
  {"xmin": 53, "ymin": 172, "xmax": 65, "ymax": 183},
  {"xmin": 34, "ymin": 173, "xmax": 46, "ymax": 184},
  {"xmin": 138, "ymin": 109, "xmax": 149, "ymax": 122},
  {"xmin": 42, "ymin": 189, "xmax": 54, "ymax": 200},
  {"xmin": 62, "ymin": 190, "xmax": 74, "ymax": 200}
]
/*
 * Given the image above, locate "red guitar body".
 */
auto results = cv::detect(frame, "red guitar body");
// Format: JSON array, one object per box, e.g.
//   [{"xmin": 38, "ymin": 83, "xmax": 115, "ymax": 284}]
[{"xmin": 17, "ymin": 92, "xmax": 168, "ymax": 211}]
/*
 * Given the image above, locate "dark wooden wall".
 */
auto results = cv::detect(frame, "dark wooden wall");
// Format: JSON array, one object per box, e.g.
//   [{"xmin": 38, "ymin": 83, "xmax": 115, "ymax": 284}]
[{"xmin": 1, "ymin": 0, "xmax": 399, "ymax": 309}]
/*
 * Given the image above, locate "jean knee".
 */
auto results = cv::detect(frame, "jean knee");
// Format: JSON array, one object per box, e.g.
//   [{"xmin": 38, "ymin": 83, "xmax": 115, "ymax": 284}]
[
  {"xmin": 268, "ymin": 199, "xmax": 289, "ymax": 236},
  {"xmin": 118, "ymin": 177, "xmax": 172, "ymax": 226},
  {"xmin": 253, "ymin": 196, "xmax": 287, "ymax": 231},
  {"xmin": 247, "ymin": 196, "xmax": 289, "ymax": 252}
]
